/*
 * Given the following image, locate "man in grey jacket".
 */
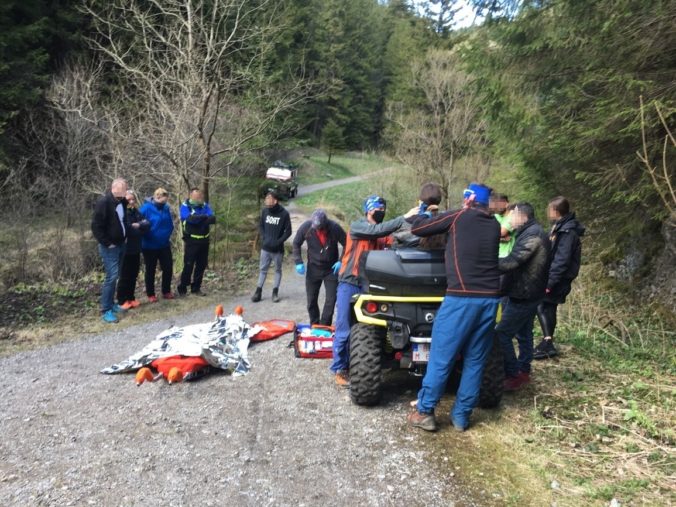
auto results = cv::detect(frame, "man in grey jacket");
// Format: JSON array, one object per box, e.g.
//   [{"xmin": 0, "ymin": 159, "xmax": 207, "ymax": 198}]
[{"xmin": 496, "ymin": 202, "xmax": 551, "ymax": 391}]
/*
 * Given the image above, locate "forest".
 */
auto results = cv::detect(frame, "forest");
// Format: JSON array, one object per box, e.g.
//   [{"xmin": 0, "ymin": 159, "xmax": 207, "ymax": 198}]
[
  {"xmin": 0, "ymin": 0, "xmax": 673, "ymax": 319},
  {"xmin": 0, "ymin": 1, "xmax": 674, "ymax": 503}
]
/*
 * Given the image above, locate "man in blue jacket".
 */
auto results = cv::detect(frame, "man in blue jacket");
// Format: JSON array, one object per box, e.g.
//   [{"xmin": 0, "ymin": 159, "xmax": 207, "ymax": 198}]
[
  {"xmin": 252, "ymin": 190, "xmax": 292, "ymax": 303},
  {"xmin": 177, "ymin": 188, "xmax": 216, "ymax": 296},
  {"xmin": 140, "ymin": 188, "xmax": 175, "ymax": 302}
]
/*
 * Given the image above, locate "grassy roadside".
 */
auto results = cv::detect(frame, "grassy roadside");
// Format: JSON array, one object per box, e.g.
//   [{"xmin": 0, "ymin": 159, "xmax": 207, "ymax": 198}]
[
  {"xmin": 423, "ymin": 267, "xmax": 675, "ymax": 506},
  {"xmin": 0, "ymin": 260, "xmax": 260, "ymax": 357},
  {"xmin": 294, "ymin": 151, "xmax": 405, "ymax": 186}
]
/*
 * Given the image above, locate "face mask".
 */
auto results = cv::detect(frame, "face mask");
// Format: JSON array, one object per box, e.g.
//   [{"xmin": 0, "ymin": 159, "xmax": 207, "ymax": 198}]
[{"xmin": 372, "ymin": 210, "xmax": 386, "ymax": 224}]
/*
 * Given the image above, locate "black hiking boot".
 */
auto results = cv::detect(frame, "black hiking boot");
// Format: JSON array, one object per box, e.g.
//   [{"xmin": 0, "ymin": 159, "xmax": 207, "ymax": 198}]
[
  {"xmin": 272, "ymin": 288, "xmax": 280, "ymax": 303},
  {"xmin": 533, "ymin": 339, "xmax": 558, "ymax": 360},
  {"xmin": 251, "ymin": 287, "xmax": 262, "ymax": 303}
]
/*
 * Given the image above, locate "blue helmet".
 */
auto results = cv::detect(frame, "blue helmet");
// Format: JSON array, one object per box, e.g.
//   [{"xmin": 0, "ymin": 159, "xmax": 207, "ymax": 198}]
[
  {"xmin": 363, "ymin": 195, "xmax": 386, "ymax": 213},
  {"xmin": 462, "ymin": 183, "xmax": 491, "ymax": 206}
]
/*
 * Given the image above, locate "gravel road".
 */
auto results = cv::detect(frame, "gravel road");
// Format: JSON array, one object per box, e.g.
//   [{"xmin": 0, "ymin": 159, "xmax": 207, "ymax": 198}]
[{"xmin": 0, "ymin": 190, "xmax": 480, "ymax": 506}]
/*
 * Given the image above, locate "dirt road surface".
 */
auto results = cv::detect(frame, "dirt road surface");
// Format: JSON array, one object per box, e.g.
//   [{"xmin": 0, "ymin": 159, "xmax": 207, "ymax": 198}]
[{"xmin": 1, "ymin": 192, "xmax": 482, "ymax": 506}]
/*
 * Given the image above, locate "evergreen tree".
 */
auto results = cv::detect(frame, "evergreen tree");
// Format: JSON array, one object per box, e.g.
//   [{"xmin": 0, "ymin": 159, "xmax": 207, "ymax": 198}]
[{"xmin": 321, "ymin": 118, "xmax": 345, "ymax": 163}]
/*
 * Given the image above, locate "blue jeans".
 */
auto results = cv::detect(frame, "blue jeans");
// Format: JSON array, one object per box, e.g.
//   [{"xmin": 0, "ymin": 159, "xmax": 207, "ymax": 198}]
[
  {"xmin": 417, "ymin": 295, "xmax": 499, "ymax": 427},
  {"xmin": 495, "ymin": 298, "xmax": 541, "ymax": 377},
  {"xmin": 98, "ymin": 243, "xmax": 126, "ymax": 313},
  {"xmin": 330, "ymin": 282, "xmax": 361, "ymax": 372}
]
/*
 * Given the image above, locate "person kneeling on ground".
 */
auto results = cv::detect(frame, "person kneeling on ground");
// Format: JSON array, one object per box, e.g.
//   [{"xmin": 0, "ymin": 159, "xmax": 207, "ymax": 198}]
[
  {"xmin": 251, "ymin": 190, "xmax": 292, "ymax": 303},
  {"xmin": 495, "ymin": 203, "xmax": 551, "ymax": 391},
  {"xmin": 331, "ymin": 195, "xmax": 419, "ymax": 387},
  {"xmin": 292, "ymin": 209, "xmax": 346, "ymax": 326},
  {"xmin": 407, "ymin": 183, "xmax": 501, "ymax": 432},
  {"xmin": 177, "ymin": 188, "xmax": 216, "ymax": 297}
]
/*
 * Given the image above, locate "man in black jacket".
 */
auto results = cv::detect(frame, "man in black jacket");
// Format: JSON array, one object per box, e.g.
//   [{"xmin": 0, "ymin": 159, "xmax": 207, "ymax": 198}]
[
  {"xmin": 292, "ymin": 209, "xmax": 346, "ymax": 325},
  {"xmin": 496, "ymin": 202, "xmax": 551, "ymax": 391},
  {"xmin": 535, "ymin": 196, "xmax": 585, "ymax": 359},
  {"xmin": 91, "ymin": 178, "xmax": 128, "ymax": 323},
  {"xmin": 252, "ymin": 190, "xmax": 292, "ymax": 303}
]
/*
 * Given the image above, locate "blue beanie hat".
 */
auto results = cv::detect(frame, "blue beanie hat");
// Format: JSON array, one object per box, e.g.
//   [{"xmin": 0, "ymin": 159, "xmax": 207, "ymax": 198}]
[
  {"xmin": 363, "ymin": 195, "xmax": 386, "ymax": 213},
  {"xmin": 462, "ymin": 183, "xmax": 491, "ymax": 206}
]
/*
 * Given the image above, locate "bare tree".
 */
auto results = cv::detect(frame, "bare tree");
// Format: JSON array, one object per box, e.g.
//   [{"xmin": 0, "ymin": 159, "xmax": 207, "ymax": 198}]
[
  {"xmin": 84, "ymin": 0, "xmax": 309, "ymax": 201},
  {"xmin": 387, "ymin": 49, "xmax": 487, "ymax": 206}
]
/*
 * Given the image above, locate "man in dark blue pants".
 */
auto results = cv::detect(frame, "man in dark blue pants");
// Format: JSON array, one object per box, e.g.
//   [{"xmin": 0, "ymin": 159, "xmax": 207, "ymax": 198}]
[
  {"xmin": 495, "ymin": 202, "xmax": 551, "ymax": 391},
  {"xmin": 407, "ymin": 183, "xmax": 502, "ymax": 432}
]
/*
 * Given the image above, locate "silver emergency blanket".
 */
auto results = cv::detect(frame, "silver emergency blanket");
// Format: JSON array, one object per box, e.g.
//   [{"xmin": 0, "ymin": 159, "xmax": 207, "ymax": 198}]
[{"xmin": 101, "ymin": 313, "xmax": 262, "ymax": 377}]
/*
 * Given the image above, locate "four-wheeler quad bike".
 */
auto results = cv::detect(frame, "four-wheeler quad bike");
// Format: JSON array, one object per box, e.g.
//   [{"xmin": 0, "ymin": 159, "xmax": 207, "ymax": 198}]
[
  {"xmin": 259, "ymin": 160, "xmax": 299, "ymax": 201},
  {"xmin": 348, "ymin": 248, "xmax": 504, "ymax": 407}
]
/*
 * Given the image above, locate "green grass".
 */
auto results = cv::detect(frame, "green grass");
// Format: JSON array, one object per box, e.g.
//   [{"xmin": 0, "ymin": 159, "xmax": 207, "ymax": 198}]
[{"xmin": 294, "ymin": 152, "xmax": 402, "ymax": 185}]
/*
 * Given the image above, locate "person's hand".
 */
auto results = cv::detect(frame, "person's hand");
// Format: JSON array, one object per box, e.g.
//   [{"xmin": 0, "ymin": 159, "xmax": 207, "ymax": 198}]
[
  {"xmin": 545, "ymin": 288, "xmax": 551, "ymax": 295},
  {"xmin": 332, "ymin": 261, "xmax": 341, "ymax": 275},
  {"xmin": 404, "ymin": 206, "xmax": 420, "ymax": 218},
  {"xmin": 295, "ymin": 263, "xmax": 306, "ymax": 275},
  {"xmin": 131, "ymin": 222, "xmax": 140, "ymax": 229}
]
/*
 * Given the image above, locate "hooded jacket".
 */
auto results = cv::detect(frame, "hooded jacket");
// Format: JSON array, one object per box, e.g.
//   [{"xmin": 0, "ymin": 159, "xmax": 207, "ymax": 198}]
[
  {"xmin": 139, "ymin": 198, "xmax": 174, "ymax": 250},
  {"xmin": 292, "ymin": 219, "xmax": 347, "ymax": 273},
  {"xmin": 499, "ymin": 218, "xmax": 551, "ymax": 301},
  {"xmin": 409, "ymin": 207, "xmax": 501, "ymax": 298},
  {"xmin": 91, "ymin": 191, "xmax": 127, "ymax": 247},
  {"xmin": 259, "ymin": 203, "xmax": 292, "ymax": 253},
  {"xmin": 546, "ymin": 212, "xmax": 585, "ymax": 303}
]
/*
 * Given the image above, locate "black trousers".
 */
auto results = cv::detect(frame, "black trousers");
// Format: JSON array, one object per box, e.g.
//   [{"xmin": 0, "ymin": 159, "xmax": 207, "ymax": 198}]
[
  {"xmin": 537, "ymin": 301, "xmax": 558, "ymax": 339},
  {"xmin": 117, "ymin": 253, "xmax": 141, "ymax": 304},
  {"xmin": 306, "ymin": 267, "xmax": 338, "ymax": 326},
  {"xmin": 179, "ymin": 241, "xmax": 209, "ymax": 293},
  {"xmin": 143, "ymin": 247, "xmax": 173, "ymax": 296}
]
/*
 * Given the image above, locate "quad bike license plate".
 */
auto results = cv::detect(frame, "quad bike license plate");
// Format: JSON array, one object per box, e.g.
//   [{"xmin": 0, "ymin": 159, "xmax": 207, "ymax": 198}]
[{"xmin": 412, "ymin": 343, "xmax": 430, "ymax": 363}]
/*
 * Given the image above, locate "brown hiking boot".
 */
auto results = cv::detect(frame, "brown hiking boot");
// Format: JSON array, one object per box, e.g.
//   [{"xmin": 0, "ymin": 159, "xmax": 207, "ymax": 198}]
[
  {"xmin": 407, "ymin": 410, "xmax": 437, "ymax": 432},
  {"xmin": 335, "ymin": 370, "xmax": 350, "ymax": 388}
]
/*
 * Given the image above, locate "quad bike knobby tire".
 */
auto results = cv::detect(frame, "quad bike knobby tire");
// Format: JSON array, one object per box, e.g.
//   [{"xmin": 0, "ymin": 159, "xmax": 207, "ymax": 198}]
[
  {"xmin": 349, "ymin": 323, "xmax": 384, "ymax": 406},
  {"xmin": 478, "ymin": 333, "xmax": 504, "ymax": 408}
]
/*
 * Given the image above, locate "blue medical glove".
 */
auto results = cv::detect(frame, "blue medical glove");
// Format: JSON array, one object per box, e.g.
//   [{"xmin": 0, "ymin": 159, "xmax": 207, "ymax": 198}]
[
  {"xmin": 295, "ymin": 263, "xmax": 306, "ymax": 275},
  {"xmin": 332, "ymin": 261, "xmax": 341, "ymax": 275}
]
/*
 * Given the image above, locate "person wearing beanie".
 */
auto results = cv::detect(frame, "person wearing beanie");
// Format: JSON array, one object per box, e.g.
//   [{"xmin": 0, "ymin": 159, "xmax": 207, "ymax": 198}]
[
  {"xmin": 251, "ymin": 189, "xmax": 292, "ymax": 303},
  {"xmin": 139, "ymin": 187, "xmax": 175, "ymax": 302},
  {"xmin": 177, "ymin": 188, "xmax": 216, "ymax": 297},
  {"xmin": 292, "ymin": 208, "xmax": 347, "ymax": 325},
  {"xmin": 330, "ymin": 195, "xmax": 419, "ymax": 387},
  {"xmin": 406, "ymin": 182, "xmax": 502, "ymax": 432}
]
